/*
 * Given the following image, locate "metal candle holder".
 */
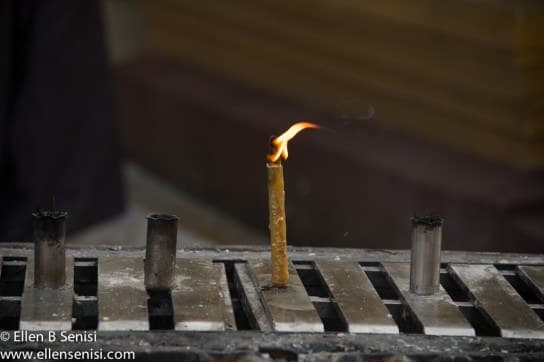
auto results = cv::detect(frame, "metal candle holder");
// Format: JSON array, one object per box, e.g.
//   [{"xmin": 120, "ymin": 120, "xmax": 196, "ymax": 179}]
[
  {"xmin": 409, "ymin": 215, "xmax": 444, "ymax": 295},
  {"xmin": 144, "ymin": 214, "xmax": 179, "ymax": 291},
  {"xmin": 33, "ymin": 210, "xmax": 67, "ymax": 288}
]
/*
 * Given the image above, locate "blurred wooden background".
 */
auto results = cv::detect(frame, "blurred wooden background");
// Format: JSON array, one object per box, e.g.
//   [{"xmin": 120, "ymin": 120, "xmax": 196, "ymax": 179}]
[
  {"xmin": 142, "ymin": 0, "xmax": 544, "ymax": 169},
  {"xmin": 107, "ymin": 0, "xmax": 544, "ymax": 252}
]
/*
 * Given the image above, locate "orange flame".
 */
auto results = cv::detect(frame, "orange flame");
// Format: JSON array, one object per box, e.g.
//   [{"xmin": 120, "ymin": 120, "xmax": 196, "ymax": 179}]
[{"xmin": 267, "ymin": 122, "xmax": 320, "ymax": 162}]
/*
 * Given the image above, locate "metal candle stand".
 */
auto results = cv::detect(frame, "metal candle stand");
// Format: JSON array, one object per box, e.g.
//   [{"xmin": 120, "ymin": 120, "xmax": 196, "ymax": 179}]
[{"xmin": 0, "ymin": 213, "xmax": 542, "ymax": 361}]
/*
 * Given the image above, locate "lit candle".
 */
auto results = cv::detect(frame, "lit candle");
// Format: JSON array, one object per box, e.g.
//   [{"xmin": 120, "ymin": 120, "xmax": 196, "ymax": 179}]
[{"xmin": 267, "ymin": 122, "xmax": 319, "ymax": 287}]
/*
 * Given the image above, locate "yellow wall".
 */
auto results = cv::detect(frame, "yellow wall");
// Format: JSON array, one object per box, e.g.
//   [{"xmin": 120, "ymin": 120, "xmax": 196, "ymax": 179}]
[{"xmin": 142, "ymin": 0, "xmax": 544, "ymax": 169}]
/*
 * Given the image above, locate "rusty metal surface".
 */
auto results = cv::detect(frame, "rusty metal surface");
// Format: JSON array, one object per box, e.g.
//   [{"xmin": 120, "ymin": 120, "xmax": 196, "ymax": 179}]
[
  {"xmin": 172, "ymin": 259, "xmax": 224, "ymax": 331},
  {"xmin": 0, "ymin": 244, "xmax": 543, "ymax": 359},
  {"xmin": 248, "ymin": 259, "xmax": 323, "ymax": 332},
  {"xmin": 315, "ymin": 260, "xmax": 398, "ymax": 334},
  {"xmin": 19, "ymin": 257, "xmax": 74, "ymax": 330},
  {"xmin": 1, "ymin": 330, "xmax": 543, "ymax": 361},
  {"xmin": 234, "ymin": 262, "xmax": 272, "ymax": 332},
  {"xmin": 216, "ymin": 263, "xmax": 236, "ymax": 330},
  {"xmin": 450, "ymin": 264, "xmax": 544, "ymax": 339},
  {"xmin": 1, "ymin": 243, "xmax": 544, "ymax": 264},
  {"xmin": 383, "ymin": 262, "xmax": 475, "ymax": 336},
  {"xmin": 98, "ymin": 257, "xmax": 149, "ymax": 331}
]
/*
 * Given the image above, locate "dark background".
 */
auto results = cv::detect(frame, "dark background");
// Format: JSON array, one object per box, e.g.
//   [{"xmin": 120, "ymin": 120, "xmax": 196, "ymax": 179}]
[{"xmin": 1, "ymin": 0, "xmax": 543, "ymax": 252}]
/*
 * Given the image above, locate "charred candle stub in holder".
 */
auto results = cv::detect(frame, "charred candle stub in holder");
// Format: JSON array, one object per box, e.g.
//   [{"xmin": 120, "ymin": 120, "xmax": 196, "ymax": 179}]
[
  {"xmin": 145, "ymin": 214, "xmax": 179, "ymax": 291},
  {"xmin": 33, "ymin": 210, "xmax": 67, "ymax": 288},
  {"xmin": 409, "ymin": 215, "xmax": 444, "ymax": 295}
]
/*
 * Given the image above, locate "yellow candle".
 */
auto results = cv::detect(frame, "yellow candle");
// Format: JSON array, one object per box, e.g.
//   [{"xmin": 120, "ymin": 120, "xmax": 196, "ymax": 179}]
[
  {"xmin": 266, "ymin": 122, "xmax": 319, "ymax": 287},
  {"xmin": 267, "ymin": 161, "xmax": 288, "ymax": 287}
]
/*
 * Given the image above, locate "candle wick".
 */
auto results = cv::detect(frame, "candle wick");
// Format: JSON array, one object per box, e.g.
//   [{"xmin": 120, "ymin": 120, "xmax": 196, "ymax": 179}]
[{"xmin": 267, "ymin": 136, "xmax": 277, "ymax": 159}]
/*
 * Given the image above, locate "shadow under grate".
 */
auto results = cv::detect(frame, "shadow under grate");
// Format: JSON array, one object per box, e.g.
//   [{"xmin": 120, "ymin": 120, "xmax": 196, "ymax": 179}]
[
  {"xmin": 442, "ymin": 266, "xmax": 500, "ymax": 337},
  {"xmin": 72, "ymin": 258, "xmax": 98, "ymax": 330},
  {"xmin": 294, "ymin": 261, "xmax": 347, "ymax": 332},
  {"xmin": 148, "ymin": 290, "xmax": 174, "ymax": 330},
  {"xmin": 505, "ymin": 272, "xmax": 542, "ymax": 305},
  {"xmin": 222, "ymin": 261, "xmax": 254, "ymax": 331},
  {"xmin": 505, "ymin": 266, "xmax": 544, "ymax": 322},
  {"xmin": 0, "ymin": 257, "xmax": 26, "ymax": 330},
  {"xmin": 362, "ymin": 263, "xmax": 422, "ymax": 334}
]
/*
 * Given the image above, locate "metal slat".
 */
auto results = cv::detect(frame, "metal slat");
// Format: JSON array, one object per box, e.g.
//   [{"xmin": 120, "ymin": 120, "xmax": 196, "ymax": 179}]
[
  {"xmin": 216, "ymin": 263, "xmax": 236, "ymax": 330},
  {"xmin": 98, "ymin": 257, "xmax": 148, "ymax": 331},
  {"xmin": 172, "ymin": 259, "xmax": 225, "ymax": 331},
  {"xmin": 248, "ymin": 260, "xmax": 323, "ymax": 332},
  {"xmin": 518, "ymin": 266, "xmax": 544, "ymax": 301},
  {"xmin": 20, "ymin": 257, "xmax": 74, "ymax": 330},
  {"xmin": 315, "ymin": 260, "xmax": 398, "ymax": 334},
  {"xmin": 383, "ymin": 263, "xmax": 474, "ymax": 336},
  {"xmin": 234, "ymin": 263, "xmax": 272, "ymax": 332},
  {"xmin": 451, "ymin": 264, "xmax": 544, "ymax": 339}
]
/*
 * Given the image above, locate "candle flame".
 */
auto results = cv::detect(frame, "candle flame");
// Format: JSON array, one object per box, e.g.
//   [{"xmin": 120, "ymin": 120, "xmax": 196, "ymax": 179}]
[{"xmin": 268, "ymin": 122, "xmax": 320, "ymax": 162}]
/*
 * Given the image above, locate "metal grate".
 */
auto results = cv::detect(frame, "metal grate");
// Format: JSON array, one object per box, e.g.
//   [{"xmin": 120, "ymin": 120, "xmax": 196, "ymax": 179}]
[{"xmin": 0, "ymin": 246, "xmax": 543, "ymax": 339}]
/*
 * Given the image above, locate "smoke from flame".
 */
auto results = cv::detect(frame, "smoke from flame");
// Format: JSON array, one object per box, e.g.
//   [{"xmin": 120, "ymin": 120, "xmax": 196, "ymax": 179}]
[{"xmin": 268, "ymin": 122, "xmax": 320, "ymax": 162}]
